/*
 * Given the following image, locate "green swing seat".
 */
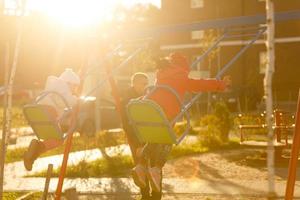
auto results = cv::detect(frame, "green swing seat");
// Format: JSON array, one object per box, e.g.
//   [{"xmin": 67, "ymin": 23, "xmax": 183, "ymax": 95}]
[
  {"xmin": 126, "ymin": 85, "xmax": 190, "ymax": 145},
  {"xmin": 23, "ymin": 91, "xmax": 71, "ymax": 140},
  {"xmin": 127, "ymin": 99, "xmax": 177, "ymax": 144},
  {"xmin": 23, "ymin": 104, "xmax": 64, "ymax": 140}
]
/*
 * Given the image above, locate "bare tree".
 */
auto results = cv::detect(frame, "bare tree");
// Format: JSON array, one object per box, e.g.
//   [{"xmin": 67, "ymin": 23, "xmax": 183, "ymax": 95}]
[
  {"xmin": 0, "ymin": 0, "xmax": 26, "ymax": 198},
  {"xmin": 265, "ymin": 0, "xmax": 275, "ymax": 197}
]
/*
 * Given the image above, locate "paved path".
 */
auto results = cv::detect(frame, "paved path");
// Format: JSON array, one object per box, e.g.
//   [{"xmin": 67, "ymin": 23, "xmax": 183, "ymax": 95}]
[
  {"xmin": 4, "ymin": 177, "xmax": 300, "ymax": 198},
  {"xmin": 4, "ymin": 144, "xmax": 131, "ymax": 179},
  {"xmin": 4, "ymin": 135, "xmax": 198, "ymax": 178},
  {"xmin": 0, "ymin": 126, "xmax": 33, "ymax": 138}
]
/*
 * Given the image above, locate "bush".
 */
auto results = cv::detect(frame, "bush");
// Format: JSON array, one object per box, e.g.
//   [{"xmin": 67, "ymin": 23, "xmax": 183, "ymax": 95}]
[
  {"xmin": 213, "ymin": 101, "xmax": 233, "ymax": 142},
  {"xmin": 197, "ymin": 102, "xmax": 233, "ymax": 146},
  {"xmin": 174, "ymin": 121, "xmax": 198, "ymax": 136},
  {"xmin": 199, "ymin": 115, "xmax": 223, "ymax": 147}
]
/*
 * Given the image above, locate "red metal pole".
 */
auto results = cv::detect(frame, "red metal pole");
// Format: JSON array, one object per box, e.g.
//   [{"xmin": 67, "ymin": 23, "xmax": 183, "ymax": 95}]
[
  {"xmin": 54, "ymin": 118, "xmax": 77, "ymax": 199},
  {"xmin": 55, "ymin": 69, "xmax": 86, "ymax": 199},
  {"xmin": 285, "ymin": 89, "xmax": 300, "ymax": 200},
  {"xmin": 104, "ymin": 63, "xmax": 135, "ymax": 150}
]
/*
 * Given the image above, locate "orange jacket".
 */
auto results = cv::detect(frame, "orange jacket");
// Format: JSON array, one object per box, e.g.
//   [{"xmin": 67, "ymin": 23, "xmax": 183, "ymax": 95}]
[{"xmin": 149, "ymin": 53, "xmax": 226, "ymax": 120}]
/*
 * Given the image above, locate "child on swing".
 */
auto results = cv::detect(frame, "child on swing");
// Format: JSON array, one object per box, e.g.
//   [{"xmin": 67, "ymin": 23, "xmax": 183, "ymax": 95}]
[
  {"xmin": 131, "ymin": 52, "xmax": 231, "ymax": 195},
  {"xmin": 23, "ymin": 68, "xmax": 80, "ymax": 171}
]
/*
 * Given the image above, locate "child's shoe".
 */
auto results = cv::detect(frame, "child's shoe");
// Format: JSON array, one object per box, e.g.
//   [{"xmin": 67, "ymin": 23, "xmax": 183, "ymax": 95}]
[
  {"xmin": 148, "ymin": 167, "xmax": 162, "ymax": 192},
  {"xmin": 131, "ymin": 164, "xmax": 147, "ymax": 188},
  {"xmin": 23, "ymin": 139, "xmax": 42, "ymax": 171}
]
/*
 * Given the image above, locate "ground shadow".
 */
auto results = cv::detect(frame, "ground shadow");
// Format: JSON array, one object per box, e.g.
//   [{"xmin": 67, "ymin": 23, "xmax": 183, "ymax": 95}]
[{"xmin": 219, "ymin": 147, "xmax": 300, "ymax": 180}]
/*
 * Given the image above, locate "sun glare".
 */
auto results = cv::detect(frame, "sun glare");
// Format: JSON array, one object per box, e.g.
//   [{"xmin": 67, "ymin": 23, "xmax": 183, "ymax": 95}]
[
  {"xmin": 28, "ymin": 0, "xmax": 114, "ymax": 27},
  {"xmin": 25, "ymin": 0, "xmax": 160, "ymax": 28}
]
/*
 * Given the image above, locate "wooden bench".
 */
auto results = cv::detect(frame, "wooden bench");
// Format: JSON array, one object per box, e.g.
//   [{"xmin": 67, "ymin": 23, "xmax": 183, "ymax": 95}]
[{"xmin": 238, "ymin": 110, "xmax": 295, "ymax": 158}]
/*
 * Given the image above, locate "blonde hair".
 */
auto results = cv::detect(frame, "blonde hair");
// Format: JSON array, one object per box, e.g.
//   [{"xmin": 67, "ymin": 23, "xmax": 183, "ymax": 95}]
[{"xmin": 131, "ymin": 72, "xmax": 148, "ymax": 86}]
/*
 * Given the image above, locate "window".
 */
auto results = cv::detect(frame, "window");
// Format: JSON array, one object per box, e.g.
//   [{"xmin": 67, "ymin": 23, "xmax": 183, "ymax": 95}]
[
  {"xmin": 259, "ymin": 51, "xmax": 267, "ymax": 74},
  {"xmin": 191, "ymin": 30, "xmax": 204, "ymax": 40},
  {"xmin": 191, "ymin": 0, "xmax": 204, "ymax": 9}
]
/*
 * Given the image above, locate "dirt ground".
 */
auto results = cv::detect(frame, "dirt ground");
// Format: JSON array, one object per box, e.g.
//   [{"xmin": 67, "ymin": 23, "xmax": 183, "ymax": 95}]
[
  {"xmin": 73, "ymin": 194, "xmax": 269, "ymax": 200},
  {"xmin": 70, "ymin": 148, "xmax": 293, "ymax": 200},
  {"xmin": 164, "ymin": 148, "xmax": 278, "ymax": 181}
]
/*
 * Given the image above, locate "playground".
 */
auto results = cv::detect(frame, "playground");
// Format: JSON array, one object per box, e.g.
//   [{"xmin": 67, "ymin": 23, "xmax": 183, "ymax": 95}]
[
  {"xmin": 1, "ymin": 0, "xmax": 300, "ymax": 200},
  {"xmin": 1, "ymin": 136, "xmax": 300, "ymax": 199}
]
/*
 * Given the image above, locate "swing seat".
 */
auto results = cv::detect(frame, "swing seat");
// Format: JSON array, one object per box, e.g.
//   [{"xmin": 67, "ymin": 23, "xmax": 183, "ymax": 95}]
[
  {"xmin": 23, "ymin": 91, "xmax": 72, "ymax": 140},
  {"xmin": 23, "ymin": 104, "xmax": 64, "ymax": 140},
  {"xmin": 127, "ymin": 99, "xmax": 179, "ymax": 144},
  {"xmin": 127, "ymin": 85, "xmax": 191, "ymax": 145}
]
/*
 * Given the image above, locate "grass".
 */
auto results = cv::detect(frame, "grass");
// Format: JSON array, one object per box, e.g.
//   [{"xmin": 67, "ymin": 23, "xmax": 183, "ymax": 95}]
[
  {"xmin": 2, "ymin": 192, "xmax": 42, "ymax": 200},
  {"xmin": 0, "ymin": 106, "xmax": 29, "ymax": 128},
  {"xmin": 33, "ymin": 155, "xmax": 134, "ymax": 178},
  {"xmin": 2, "ymin": 192, "xmax": 23, "ymax": 200},
  {"xmin": 4, "ymin": 120, "xmax": 196, "ymax": 164},
  {"xmin": 32, "ymin": 140, "xmax": 240, "ymax": 178},
  {"xmin": 4, "ymin": 131, "xmax": 125, "ymax": 163}
]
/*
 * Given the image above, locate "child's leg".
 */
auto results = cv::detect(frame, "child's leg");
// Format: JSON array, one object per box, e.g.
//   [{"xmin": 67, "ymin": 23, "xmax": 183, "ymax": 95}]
[
  {"xmin": 40, "ymin": 139, "xmax": 64, "ymax": 153},
  {"xmin": 150, "ymin": 173, "xmax": 162, "ymax": 200},
  {"xmin": 24, "ymin": 139, "xmax": 43, "ymax": 171},
  {"xmin": 23, "ymin": 138, "xmax": 64, "ymax": 171},
  {"xmin": 148, "ymin": 144, "xmax": 172, "ymax": 194},
  {"xmin": 153, "ymin": 144, "xmax": 172, "ymax": 168},
  {"xmin": 131, "ymin": 143, "xmax": 157, "ymax": 190},
  {"xmin": 149, "ymin": 150, "xmax": 162, "ymax": 200},
  {"xmin": 125, "ymin": 127, "xmax": 143, "ymax": 164}
]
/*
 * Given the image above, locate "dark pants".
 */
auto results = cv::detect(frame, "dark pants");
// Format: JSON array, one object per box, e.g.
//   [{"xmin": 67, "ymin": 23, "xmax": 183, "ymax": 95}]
[
  {"xmin": 142, "ymin": 144, "xmax": 172, "ymax": 168},
  {"xmin": 124, "ymin": 125, "xmax": 165, "ymax": 199},
  {"xmin": 139, "ymin": 144, "xmax": 172, "ymax": 200},
  {"xmin": 139, "ymin": 158, "xmax": 163, "ymax": 200}
]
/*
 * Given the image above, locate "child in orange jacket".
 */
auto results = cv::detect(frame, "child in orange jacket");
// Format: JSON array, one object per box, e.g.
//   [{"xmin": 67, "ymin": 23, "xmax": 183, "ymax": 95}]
[{"xmin": 131, "ymin": 52, "xmax": 231, "ymax": 194}]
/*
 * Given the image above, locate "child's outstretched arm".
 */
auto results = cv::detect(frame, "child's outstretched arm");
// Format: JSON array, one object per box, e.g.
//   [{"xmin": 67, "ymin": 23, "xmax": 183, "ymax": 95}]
[{"xmin": 186, "ymin": 77, "xmax": 228, "ymax": 93}]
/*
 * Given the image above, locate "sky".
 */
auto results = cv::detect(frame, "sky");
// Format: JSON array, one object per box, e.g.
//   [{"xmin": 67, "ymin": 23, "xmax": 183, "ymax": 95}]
[{"xmin": 5, "ymin": 0, "xmax": 161, "ymax": 27}]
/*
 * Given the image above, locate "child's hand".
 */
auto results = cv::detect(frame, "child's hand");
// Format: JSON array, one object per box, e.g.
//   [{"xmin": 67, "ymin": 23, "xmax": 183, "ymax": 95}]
[{"xmin": 223, "ymin": 76, "xmax": 232, "ymax": 88}]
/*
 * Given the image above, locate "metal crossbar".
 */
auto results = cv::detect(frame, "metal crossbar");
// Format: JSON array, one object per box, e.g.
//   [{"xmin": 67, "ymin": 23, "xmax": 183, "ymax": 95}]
[{"xmin": 126, "ymin": 10, "xmax": 300, "ymax": 39}]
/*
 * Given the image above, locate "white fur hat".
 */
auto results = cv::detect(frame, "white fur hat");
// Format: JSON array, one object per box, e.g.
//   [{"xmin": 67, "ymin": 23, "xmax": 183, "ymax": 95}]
[{"xmin": 59, "ymin": 68, "xmax": 80, "ymax": 85}]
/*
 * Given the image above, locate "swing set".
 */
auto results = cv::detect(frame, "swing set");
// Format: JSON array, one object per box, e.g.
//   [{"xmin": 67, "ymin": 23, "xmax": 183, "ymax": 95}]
[{"xmin": 8, "ymin": 9, "xmax": 300, "ymax": 199}]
